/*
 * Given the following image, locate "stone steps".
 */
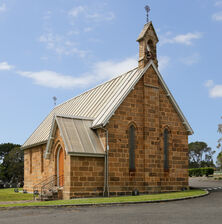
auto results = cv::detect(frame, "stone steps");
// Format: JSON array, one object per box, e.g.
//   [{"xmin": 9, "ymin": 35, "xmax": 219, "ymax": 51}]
[{"xmin": 36, "ymin": 187, "xmax": 60, "ymax": 201}]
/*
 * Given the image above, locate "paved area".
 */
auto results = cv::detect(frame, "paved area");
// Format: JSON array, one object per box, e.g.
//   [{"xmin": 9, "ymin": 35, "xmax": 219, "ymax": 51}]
[
  {"xmin": 0, "ymin": 200, "xmax": 33, "ymax": 205},
  {"xmin": 0, "ymin": 190, "xmax": 222, "ymax": 224},
  {"xmin": 0, "ymin": 178, "xmax": 221, "ymax": 224},
  {"xmin": 189, "ymin": 177, "xmax": 222, "ymax": 191}
]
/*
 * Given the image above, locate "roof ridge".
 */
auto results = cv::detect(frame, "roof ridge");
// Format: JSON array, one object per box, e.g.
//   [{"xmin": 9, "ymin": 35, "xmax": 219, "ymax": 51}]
[{"xmin": 54, "ymin": 67, "xmax": 139, "ymax": 110}]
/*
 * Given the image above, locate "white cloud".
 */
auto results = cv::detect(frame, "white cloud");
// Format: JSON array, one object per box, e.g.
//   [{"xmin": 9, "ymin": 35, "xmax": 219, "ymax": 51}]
[
  {"xmin": 40, "ymin": 56, "xmax": 48, "ymax": 61},
  {"xmin": 0, "ymin": 62, "xmax": 14, "ymax": 70},
  {"xmin": 209, "ymin": 85, "xmax": 222, "ymax": 97},
  {"xmin": 205, "ymin": 80, "xmax": 214, "ymax": 87},
  {"xmin": 86, "ymin": 12, "xmax": 115, "ymax": 21},
  {"xmin": 68, "ymin": 6, "xmax": 85, "ymax": 17},
  {"xmin": 43, "ymin": 10, "xmax": 52, "ymax": 20},
  {"xmin": 212, "ymin": 11, "xmax": 222, "ymax": 21},
  {"xmin": 92, "ymin": 57, "xmax": 138, "ymax": 80},
  {"xmin": 67, "ymin": 30, "xmax": 80, "ymax": 36},
  {"xmin": 161, "ymin": 32, "xmax": 202, "ymax": 46},
  {"xmin": 215, "ymin": 1, "xmax": 222, "ymax": 7},
  {"xmin": 158, "ymin": 56, "xmax": 170, "ymax": 71},
  {"xmin": 205, "ymin": 80, "xmax": 222, "ymax": 98},
  {"xmin": 17, "ymin": 70, "xmax": 94, "ymax": 89},
  {"xmin": 180, "ymin": 53, "xmax": 200, "ymax": 65},
  {"xmin": 16, "ymin": 56, "xmax": 138, "ymax": 89},
  {"xmin": 0, "ymin": 3, "xmax": 6, "ymax": 12},
  {"xmin": 39, "ymin": 32, "xmax": 87, "ymax": 58},
  {"xmin": 84, "ymin": 27, "xmax": 93, "ymax": 32},
  {"xmin": 68, "ymin": 5, "xmax": 115, "ymax": 22}
]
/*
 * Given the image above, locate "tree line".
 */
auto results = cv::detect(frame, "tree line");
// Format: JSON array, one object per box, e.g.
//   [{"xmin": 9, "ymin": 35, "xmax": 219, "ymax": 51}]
[
  {"xmin": 0, "ymin": 143, "xmax": 23, "ymax": 187},
  {"xmin": 189, "ymin": 117, "xmax": 222, "ymax": 169}
]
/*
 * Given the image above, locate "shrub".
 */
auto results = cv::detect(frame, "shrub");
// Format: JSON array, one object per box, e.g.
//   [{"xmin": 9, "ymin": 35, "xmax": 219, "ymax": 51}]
[{"xmin": 189, "ymin": 167, "xmax": 214, "ymax": 177}]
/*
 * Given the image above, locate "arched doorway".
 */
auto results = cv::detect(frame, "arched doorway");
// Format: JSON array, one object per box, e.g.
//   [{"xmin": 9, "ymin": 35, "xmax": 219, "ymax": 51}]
[{"xmin": 57, "ymin": 146, "xmax": 64, "ymax": 187}]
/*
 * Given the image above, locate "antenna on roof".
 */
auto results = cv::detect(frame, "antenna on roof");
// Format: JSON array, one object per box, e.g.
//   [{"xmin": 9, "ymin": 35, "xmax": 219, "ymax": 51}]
[
  {"xmin": 53, "ymin": 96, "xmax": 57, "ymax": 107},
  {"xmin": 145, "ymin": 5, "xmax": 151, "ymax": 23}
]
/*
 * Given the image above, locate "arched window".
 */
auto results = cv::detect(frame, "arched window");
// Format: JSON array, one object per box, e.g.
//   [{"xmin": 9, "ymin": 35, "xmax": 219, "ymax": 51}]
[
  {"xmin": 164, "ymin": 129, "xmax": 169, "ymax": 171},
  {"xmin": 129, "ymin": 125, "xmax": 136, "ymax": 171}
]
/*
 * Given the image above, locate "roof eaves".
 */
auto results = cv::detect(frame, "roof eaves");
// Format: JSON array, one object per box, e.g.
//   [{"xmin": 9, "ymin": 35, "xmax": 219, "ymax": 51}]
[
  {"xmin": 67, "ymin": 152, "xmax": 105, "ymax": 157},
  {"xmin": 21, "ymin": 108, "xmax": 56, "ymax": 148},
  {"xmin": 21, "ymin": 140, "xmax": 47, "ymax": 150}
]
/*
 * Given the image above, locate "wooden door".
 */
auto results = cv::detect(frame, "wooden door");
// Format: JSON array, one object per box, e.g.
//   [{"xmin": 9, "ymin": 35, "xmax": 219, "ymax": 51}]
[{"xmin": 58, "ymin": 148, "xmax": 64, "ymax": 187}]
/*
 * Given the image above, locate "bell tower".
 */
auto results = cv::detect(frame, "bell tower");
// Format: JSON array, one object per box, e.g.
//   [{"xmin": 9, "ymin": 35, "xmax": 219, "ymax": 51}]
[{"xmin": 137, "ymin": 20, "xmax": 159, "ymax": 68}]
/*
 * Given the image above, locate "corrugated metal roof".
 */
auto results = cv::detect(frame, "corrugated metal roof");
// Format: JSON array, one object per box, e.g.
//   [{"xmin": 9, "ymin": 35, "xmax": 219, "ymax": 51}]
[
  {"xmin": 45, "ymin": 116, "xmax": 105, "ymax": 156},
  {"xmin": 22, "ymin": 61, "xmax": 193, "ymax": 149},
  {"xmin": 22, "ymin": 66, "xmax": 143, "ymax": 149}
]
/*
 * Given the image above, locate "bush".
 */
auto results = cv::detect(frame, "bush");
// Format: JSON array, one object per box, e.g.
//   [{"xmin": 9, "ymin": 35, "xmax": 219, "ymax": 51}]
[{"xmin": 189, "ymin": 167, "xmax": 214, "ymax": 177}]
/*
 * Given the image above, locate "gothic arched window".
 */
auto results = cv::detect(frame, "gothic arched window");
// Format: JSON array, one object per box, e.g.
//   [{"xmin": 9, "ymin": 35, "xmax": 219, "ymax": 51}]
[
  {"xmin": 129, "ymin": 124, "xmax": 136, "ymax": 171},
  {"xmin": 164, "ymin": 129, "xmax": 169, "ymax": 171}
]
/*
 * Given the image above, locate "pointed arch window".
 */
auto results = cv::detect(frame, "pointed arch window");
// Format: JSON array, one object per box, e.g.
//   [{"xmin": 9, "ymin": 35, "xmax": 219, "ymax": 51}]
[
  {"xmin": 164, "ymin": 129, "xmax": 169, "ymax": 171},
  {"xmin": 129, "ymin": 124, "xmax": 136, "ymax": 171}
]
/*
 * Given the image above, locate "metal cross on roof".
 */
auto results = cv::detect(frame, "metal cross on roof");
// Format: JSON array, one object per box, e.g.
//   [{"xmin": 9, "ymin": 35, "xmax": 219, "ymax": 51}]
[
  {"xmin": 145, "ymin": 5, "xmax": 151, "ymax": 23},
  {"xmin": 53, "ymin": 96, "xmax": 57, "ymax": 106}
]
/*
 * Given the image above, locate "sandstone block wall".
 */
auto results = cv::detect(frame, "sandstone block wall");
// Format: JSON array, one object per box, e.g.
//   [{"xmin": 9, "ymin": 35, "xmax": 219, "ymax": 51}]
[
  {"xmin": 106, "ymin": 66, "xmax": 189, "ymax": 195},
  {"xmin": 69, "ymin": 156, "xmax": 104, "ymax": 198}
]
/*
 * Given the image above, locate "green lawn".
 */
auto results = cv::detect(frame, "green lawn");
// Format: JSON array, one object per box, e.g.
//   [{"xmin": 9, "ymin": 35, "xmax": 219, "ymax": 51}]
[
  {"xmin": 0, "ymin": 188, "xmax": 33, "ymax": 202},
  {"xmin": 0, "ymin": 189, "xmax": 206, "ymax": 208}
]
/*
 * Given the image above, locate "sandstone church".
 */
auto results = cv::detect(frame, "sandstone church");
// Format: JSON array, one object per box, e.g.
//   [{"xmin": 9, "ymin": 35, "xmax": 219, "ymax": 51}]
[{"xmin": 22, "ymin": 21, "xmax": 193, "ymax": 200}]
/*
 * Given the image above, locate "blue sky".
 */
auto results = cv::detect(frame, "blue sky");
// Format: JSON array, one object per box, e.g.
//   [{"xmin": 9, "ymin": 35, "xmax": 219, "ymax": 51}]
[{"xmin": 0, "ymin": 0, "xmax": 221, "ymax": 160}]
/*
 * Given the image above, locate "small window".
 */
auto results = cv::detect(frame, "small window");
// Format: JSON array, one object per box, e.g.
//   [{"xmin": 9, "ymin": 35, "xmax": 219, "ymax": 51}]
[
  {"xmin": 30, "ymin": 150, "xmax": 32, "ymax": 174},
  {"xmin": 129, "ymin": 125, "xmax": 136, "ymax": 171},
  {"xmin": 164, "ymin": 129, "xmax": 169, "ymax": 171},
  {"xmin": 41, "ymin": 148, "xmax": 44, "ymax": 173}
]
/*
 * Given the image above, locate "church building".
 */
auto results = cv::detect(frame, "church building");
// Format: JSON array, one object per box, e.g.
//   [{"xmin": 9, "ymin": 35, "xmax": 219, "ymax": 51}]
[{"xmin": 22, "ymin": 20, "xmax": 193, "ymax": 199}]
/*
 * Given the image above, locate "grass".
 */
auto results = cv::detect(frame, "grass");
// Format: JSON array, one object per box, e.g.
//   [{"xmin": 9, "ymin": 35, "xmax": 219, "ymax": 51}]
[
  {"xmin": 0, "ymin": 189, "xmax": 206, "ymax": 208},
  {"xmin": 0, "ymin": 188, "xmax": 33, "ymax": 202}
]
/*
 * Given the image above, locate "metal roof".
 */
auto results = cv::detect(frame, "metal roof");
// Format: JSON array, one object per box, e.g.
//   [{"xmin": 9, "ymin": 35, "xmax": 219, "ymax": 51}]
[
  {"xmin": 22, "ymin": 61, "xmax": 193, "ymax": 149},
  {"xmin": 45, "ymin": 115, "xmax": 105, "ymax": 157}
]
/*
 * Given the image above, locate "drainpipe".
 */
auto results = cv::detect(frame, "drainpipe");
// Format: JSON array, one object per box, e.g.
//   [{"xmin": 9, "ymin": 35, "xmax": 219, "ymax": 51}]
[{"xmin": 101, "ymin": 126, "xmax": 109, "ymax": 197}]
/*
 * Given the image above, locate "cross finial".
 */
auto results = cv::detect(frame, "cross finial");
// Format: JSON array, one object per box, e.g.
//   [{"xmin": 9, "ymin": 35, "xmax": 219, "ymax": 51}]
[
  {"xmin": 145, "ymin": 5, "xmax": 150, "ymax": 23},
  {"xmin": 53, "ymin": 96, "xmax": 57, "ymax": 107}
]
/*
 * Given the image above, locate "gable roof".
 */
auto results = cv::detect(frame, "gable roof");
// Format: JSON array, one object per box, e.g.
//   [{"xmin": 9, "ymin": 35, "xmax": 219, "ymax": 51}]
[
  {"xmin": 22, "ymin": 60, "xmax": 193, "ymax": 150},
  {"xmin": 45, "ymin": 115, "xmax": 105, "ymax": 158},
  {"xmin": 137, "ymin": 21, "xmax": 159, "ymax": 42}
]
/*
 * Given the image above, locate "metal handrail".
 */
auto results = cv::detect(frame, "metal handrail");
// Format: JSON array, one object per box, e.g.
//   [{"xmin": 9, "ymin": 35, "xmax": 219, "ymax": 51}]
[
  {"xmin": 40, "ymin": 175, "xmax": 64, "ymax": 201},
  {"xmin": 33, "ymin": 175, "xmax": 56, "ymax": 199}
]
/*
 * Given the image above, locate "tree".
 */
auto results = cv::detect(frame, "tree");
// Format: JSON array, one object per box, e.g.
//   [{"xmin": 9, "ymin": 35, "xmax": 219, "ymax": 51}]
[
  {"xmin": 189, "ymin": 141, "xmax": 215, "ymax": 168},
  {"xmin": 0, "ymin": 143, "xmax": 23, "ymax": 184},
  {"xmin": 0, "ymin": 143, "xmax": 20, "ymax": 161},
  {"xmin": 217, "ymin": 118, "xmax": 222, "ymax": 151},
  {"xmin": 216, "ymin": 152, "xmax": 222, "ymax": 169}
]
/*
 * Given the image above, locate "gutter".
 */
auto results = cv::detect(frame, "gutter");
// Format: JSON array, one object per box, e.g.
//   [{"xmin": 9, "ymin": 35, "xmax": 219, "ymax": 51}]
[{"xmin": 21, "ymin": 141, "xmax": 47, "ymax": 150}]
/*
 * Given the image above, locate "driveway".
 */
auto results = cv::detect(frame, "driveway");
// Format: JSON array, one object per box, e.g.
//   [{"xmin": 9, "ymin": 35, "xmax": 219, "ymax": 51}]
[
  {"xmin": 189, "ymin": 176, "xmax": 222, "ymax": 190},
  {"xmin": 0, "ymin": 190, "xmax": 222, "ymax": 224}
]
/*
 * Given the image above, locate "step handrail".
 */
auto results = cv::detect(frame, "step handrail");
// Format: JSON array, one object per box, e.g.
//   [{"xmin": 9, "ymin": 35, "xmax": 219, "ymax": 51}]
[
  {"xmin": 33, "ymin": 175, "xmax": 56, "ymax": 199},
  {"xmin": 40, "ymin": 175, "xmax": 64, "ymax": 201}
]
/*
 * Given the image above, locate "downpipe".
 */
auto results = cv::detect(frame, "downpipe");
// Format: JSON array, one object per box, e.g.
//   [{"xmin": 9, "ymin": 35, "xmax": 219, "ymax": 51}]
[{"xmin": 101, "ymin": 126, "xmax": 109, "ymax": 197}]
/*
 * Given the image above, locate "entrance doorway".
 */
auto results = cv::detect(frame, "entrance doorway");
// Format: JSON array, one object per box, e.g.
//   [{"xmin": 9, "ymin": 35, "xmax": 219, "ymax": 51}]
[{"xmin": 57, "ymin": 146, "xmax": 64, "ymax": 187}]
